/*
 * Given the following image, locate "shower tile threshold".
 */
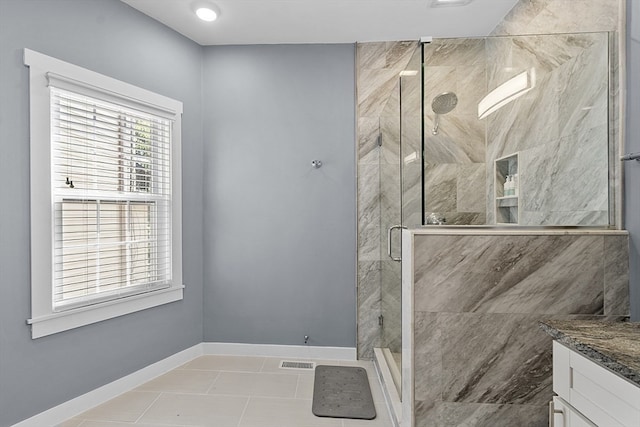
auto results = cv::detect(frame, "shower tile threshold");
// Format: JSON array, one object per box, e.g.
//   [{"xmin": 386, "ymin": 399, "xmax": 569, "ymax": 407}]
[{"xmin": 58, "ymin": 355, "xmax": 394, "ymax": 427}]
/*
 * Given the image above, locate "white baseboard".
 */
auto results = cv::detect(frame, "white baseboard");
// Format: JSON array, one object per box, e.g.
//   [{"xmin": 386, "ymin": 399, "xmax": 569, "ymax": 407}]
[
  {"xmin": 11, "ymin": 344, "xmax": 204, "ymax": 427},
  {"xmin": 12, "ymin": 342, "xmax": 357, "ymax": 427},
  {"xmin": 202, "ymin": 342, "xmax": 357, "ymax": 360}
]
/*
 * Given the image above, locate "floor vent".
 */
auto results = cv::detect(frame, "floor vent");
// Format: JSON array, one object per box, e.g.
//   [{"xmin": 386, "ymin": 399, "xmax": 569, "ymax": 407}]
[{"xmin": 280, "ymin": 360, "xmax": 316, "ymax": 370}]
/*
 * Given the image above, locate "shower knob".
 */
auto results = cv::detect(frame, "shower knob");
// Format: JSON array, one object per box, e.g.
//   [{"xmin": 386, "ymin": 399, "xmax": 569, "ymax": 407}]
[{"xmin": 311, "ymin": 160, "xmax": 322, "ymax": 169}]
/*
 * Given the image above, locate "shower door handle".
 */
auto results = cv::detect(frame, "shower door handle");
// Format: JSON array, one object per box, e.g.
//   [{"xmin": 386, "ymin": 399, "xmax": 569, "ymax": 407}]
[{"xmin": 387, "ymin": 225, "xmax": 407, "ymax": 262}]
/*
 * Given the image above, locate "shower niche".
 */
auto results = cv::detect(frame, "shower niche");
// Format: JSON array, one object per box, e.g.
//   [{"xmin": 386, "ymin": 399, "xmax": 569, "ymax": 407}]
[{"xmin": 495, "ymin": 153, "xmax": 519, "ymax": 225}]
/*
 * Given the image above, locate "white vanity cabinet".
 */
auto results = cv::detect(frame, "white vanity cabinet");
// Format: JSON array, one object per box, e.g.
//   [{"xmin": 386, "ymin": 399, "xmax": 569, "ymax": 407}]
[{"xmin": 551, "ymin": 341, "xmax": 640, "ymax": 427}]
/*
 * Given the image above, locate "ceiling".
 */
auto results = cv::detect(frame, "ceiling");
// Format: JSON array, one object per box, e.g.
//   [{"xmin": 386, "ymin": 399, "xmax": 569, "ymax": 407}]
[{"xmin": 120, "ymin": 0, "xmax": 521, "ymax": 46}]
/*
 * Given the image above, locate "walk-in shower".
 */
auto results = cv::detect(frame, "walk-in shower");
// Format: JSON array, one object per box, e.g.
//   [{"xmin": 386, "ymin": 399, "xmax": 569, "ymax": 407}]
[{"xmin": 372, "ymin": 31, "xmax": 614, "ymax": 426}]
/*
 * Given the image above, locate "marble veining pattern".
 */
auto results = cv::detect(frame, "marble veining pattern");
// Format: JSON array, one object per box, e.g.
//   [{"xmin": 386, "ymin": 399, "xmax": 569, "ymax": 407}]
[
  {"xmin": 456, "ymin": 164, "xmax": 486, "ymax": 213},
  {"xmin": 492, "ymin": 0, "xmax": 620, "ymax": 36},
  {"xmin": 414, "ymin": 235, "xmax": 609, "ymax": 315},
  {"xmin": 539, "ymin": 320, "xmax": 640, "ymax": 386},
  {"xmin": 356, "ymin": 41, "xmax": 418, "ymax": 359},
  {"xmin": 436, "ymin": 402, "xmax": 549, "ymax": 427},
  {"xmin": 485, "ymin": 32, "xmax": 610, "ymax": 226},
  {"xmin": 491, "ymin": 0, "xmax": 623, "ymax": 227},
  {"xmin": 604, "ymin": 235, "xmax": 630, "ymax": 315},
  {"xmin": 357, "ymin": 261, "xmax": 381, "ymax": 360},
  {"xmin": 422, "ymin": 39, "xmax": 486, "ymax": 225},
  {"xmin": 409, "ymin": 232, "xmax": 630, "ymax": 426},
  {"xmin": 440, "ymin": 313, "xmax": 553, "ymax": 405}
]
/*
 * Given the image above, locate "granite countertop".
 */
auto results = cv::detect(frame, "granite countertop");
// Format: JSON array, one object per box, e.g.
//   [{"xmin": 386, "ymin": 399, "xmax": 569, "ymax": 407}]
[{"xmin": 540, "ymin": 319, "xmax": 640, "ymax": 387}]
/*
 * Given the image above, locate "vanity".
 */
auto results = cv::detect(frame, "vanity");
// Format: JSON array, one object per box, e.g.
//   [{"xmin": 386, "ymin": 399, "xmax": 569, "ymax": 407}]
[{"xmin": 540, "ymin": 320, "xmax": 640, "ymax": 427}]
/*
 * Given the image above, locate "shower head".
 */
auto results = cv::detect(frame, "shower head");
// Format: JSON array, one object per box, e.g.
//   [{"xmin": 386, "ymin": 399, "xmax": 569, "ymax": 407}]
[
  {"xmin": 432, "ymin": 92, "xmax": 458, "ymax": 114},
  {"xmin": 431, "ymin": 92, "xmax": 458, "ymax": 135}
]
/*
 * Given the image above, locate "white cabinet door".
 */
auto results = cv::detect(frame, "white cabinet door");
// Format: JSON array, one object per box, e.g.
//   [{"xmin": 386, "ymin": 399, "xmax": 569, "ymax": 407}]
[{"xmin": 552, "ymin": 397, "xmax": 597, "ymax": 427}]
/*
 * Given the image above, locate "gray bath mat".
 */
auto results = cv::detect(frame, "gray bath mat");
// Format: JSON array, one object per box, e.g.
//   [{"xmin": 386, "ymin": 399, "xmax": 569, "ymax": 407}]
[{"xmin": 312, "ymin": 365, "xmax": 377, "ymax": 420}]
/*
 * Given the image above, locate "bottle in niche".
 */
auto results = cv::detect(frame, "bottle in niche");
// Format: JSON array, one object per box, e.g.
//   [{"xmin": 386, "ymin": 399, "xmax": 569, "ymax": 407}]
[
  {"xmin": 506, "ymin": 176, "xmax": 514, "ymax": 196},
  {"xmin": 512, "ymin": 173, "xmax": 518, "ymax": 196},
  {"xmin": 503, "ymin": 175, "xmax": 510, "ymax": 197}
]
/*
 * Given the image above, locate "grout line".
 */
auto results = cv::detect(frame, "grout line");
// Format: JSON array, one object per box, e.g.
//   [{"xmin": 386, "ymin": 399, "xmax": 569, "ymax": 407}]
[
  {"xmin": 294, "ymin": 374, "xmax": 301, "ymax": 399},
  {"xmin": 259, "ymin": 356, "xmax": 268, "ymax": 373},
  {"xmin": 237, "ymin": 396, "xmax": 251, "ymax": 427},
  {"xmin": 133, "ymin": 391, "xmax": 163, "ymax": 424},
  {"xmin": 204, "ymin": 370, "xmax": 221, "ymax": 394}
]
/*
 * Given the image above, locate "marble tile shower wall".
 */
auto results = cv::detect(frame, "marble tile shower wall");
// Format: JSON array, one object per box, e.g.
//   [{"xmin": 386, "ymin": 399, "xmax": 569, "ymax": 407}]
[
  {"xmin": 411, "ymin": 233, "xmax": 630, "ymax": 426},
  {"xmin": 485, "ymin": 33, "xmax": 610, "ymax": 225},
  {"xmin": 357, "ymin": 41, "xmax": 418, "ymax": 359},
  {"xmin": 423, "ymin": 39, "xmax": 487, "ymax": 225},
  {"xmin": 400, "ymin": 47, "xmax": 423, "ymax": 229},
  {"xmin": 491, "ymin": 0, "xmax": 624, "ymax": 226}
]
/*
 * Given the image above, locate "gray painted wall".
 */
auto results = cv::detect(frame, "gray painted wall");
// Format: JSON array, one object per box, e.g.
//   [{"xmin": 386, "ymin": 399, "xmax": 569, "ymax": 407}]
[
  {"xmin": 0, "ymin": 1, "xmax": 204, "ymax": 425},
  {"xmin": 627, "ymin": 0, "xmax": 640, "ymax": 320},
  {"xmin": 201, "ymin": 45, "xmax": 357, "ymax": 347}
]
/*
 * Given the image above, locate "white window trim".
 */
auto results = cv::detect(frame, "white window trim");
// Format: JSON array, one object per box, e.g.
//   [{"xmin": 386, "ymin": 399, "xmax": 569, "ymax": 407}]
[{"xmin": 24, "ymin": 49, "xmax": 184, "ymax": 339}]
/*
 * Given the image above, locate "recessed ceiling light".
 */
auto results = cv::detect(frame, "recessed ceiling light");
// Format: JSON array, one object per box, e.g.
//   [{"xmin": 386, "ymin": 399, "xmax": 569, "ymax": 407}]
[
  {"xmin": 192, "ymin": 2, "xmax": 220, "ymax": 22},
  {"xmin": 429, "ymin": 0, "xmax": 473, "ymax": 7},
  {"xmin": 196, "ymin": 7, "xmax": 217, "ymax": 22}
]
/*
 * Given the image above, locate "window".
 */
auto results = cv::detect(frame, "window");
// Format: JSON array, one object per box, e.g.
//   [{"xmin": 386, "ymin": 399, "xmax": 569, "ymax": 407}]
[{"xmin": 25, "ymin": 49, "xmax": 183, "ymax": 338}]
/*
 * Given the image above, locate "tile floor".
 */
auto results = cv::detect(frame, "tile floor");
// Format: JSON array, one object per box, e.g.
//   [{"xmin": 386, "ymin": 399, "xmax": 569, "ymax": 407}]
[{"xmin": 58, "ymin": 355, "xmax": 394, "ymax": 427}]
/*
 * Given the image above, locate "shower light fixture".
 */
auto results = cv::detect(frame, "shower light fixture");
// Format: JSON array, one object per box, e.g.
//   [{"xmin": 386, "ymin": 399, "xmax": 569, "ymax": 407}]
[
  {"xmin": 399, "ymin": 70, "xmax": 419, "ymax": 76},
  {"xmin": 193, "ymin": 2, "xmax": 220, "ymax": 22},
  {"xmin": 429, "ymin": 0, "xmax": 473, "ymax": 7},
  {"xmin": 478, "ymin": 69, "xmax": 536, "ymax": 119}
]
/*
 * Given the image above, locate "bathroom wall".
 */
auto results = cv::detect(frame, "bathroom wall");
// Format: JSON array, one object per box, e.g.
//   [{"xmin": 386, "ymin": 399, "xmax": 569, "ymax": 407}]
[
  {"xmin": 406, "ymin": 230, "xmax": 630, "ymax": 426},
  {"xmin": 485, "ymin": 32, "xmax": 610, "ymax": 225},
  {"xmin": 492, "ymin": 0, "xmax": 622, "ymax": 35},
  {"xmin": 356, "ymin": 41, "xmax": 419, "ymax": 359},
  {"xmin": 492, "ymin": 0, "xmax": 636, "ymax": 311},
  {"xmin": 201, "ymin": 45, "xmax": 357, "ymax": 347},
  {"xmin": 422, "ymin": 39, "xmax": 487, "ymax": 225},
  {"xmin": 626, "ymin": 0, "xmax": 640, "ymax": 321},
  {"xmin": 492, "ymin": 0, "xmax": 624, "ymax": 221},
  {"xmin": 0, "ymin": 1, "xmax": 204, "ymax": 425}
]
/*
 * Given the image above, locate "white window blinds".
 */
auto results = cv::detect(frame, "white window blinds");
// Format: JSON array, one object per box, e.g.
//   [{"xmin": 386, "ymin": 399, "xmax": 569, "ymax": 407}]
[{"xmin": 51, "ymin": 87, "xmax": 173, "ymax": 311}]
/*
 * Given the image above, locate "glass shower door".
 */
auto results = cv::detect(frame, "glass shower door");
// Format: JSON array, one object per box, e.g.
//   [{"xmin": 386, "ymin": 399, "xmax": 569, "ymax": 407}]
[
  {"xmin": 379, "ymin": 44, "xmax": 422, "ymax": 397},
  {"xmin": 379, "ymin": 77, "xmax": 403, "ymax": 394}
]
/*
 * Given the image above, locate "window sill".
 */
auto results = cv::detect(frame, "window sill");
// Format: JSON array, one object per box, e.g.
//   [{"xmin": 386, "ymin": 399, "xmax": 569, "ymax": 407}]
[{"xmin": 27, "ymin": 285, "xmax": 184, "ymax": 339}]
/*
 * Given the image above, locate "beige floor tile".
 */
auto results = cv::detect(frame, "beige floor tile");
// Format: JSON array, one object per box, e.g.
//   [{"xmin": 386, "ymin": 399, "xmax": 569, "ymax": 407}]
[
  {"xmin": 79, "ymin": 421, "xmax": 184, "ymax": 427},
  {"xmin": 80, "ymin": 391, "xmax": 160, "ymax": 422},
  {"xmin": 55, "ymin": 418, "xmax": 84, "ymax": 427},
  {"xmin": 367, "ymin": 376, "xmax": 386, "ymax": 404},
  {"xmin": 181, "ymin": 355, "xmax": 265, "ymax": 372},
  {"xmin": 136, "ymin": 369, "xmax": 219, "ymax": 394},
  {"xmin": 138, "ymin": 392, "xmax": 248, "ymax": 427},
  {"xmin": 208, "ymin": 371, "xmax": 298, "ymax": 398},
  {"xmin": 296, "ymin": 374, "xmax": 315, "ymax": 399},
  {"xmin": 341, "ymin": 402, "xmax": 394, "ymax": 427},
  {"xmin": 60, "ymin": 356, "xmax": 395, "ymax": 427},
  {"xmin": 239, "ymin": 397, "xmax": 342, "ymax": 427}
]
